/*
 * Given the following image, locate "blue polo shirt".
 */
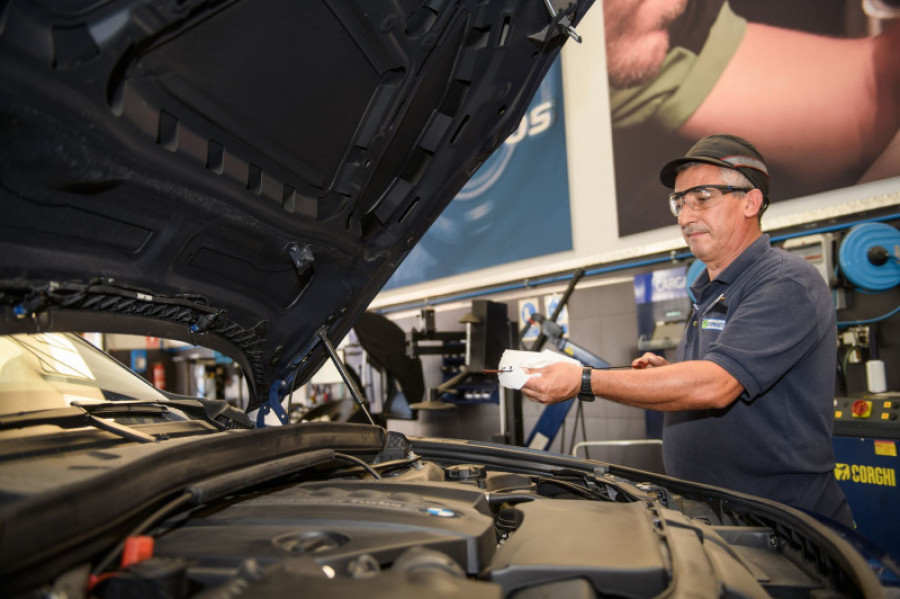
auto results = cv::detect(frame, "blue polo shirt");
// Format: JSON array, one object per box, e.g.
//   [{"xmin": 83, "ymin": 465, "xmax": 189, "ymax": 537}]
[{"xmin": 664, "ymin": 235, "xmax": 852, "ymax": 526}]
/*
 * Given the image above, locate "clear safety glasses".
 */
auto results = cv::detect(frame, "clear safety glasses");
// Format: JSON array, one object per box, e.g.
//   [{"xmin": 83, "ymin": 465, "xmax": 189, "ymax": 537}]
[{"xmin": 668, "ymin": 185, "xmax": 752, "ymax": 217}]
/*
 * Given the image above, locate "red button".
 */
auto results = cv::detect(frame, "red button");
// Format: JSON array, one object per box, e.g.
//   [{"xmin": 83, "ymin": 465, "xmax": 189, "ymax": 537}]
[{"xmin": 852, "ymin": 400, "xmax": 873, "ymax": 418}]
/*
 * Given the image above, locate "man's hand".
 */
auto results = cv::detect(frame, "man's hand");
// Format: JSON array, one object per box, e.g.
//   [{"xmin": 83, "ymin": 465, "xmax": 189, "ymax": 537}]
[
  {"xmin": 520, "ymin": 361, "xmax": 583, "ymax": 404},
  {"xmin": 631, "ymin": 352, "xmax": 669, "ymax": 369}
]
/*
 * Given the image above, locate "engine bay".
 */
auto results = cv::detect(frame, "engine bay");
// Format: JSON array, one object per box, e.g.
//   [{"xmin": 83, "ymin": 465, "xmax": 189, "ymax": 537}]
[{"xmin": 85, "ymin": 444, "xmax": 854, "ymax": 599}]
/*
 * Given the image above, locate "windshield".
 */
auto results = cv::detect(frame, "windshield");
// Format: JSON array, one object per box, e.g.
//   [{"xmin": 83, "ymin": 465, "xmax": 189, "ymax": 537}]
[{"xmin": 0, "ymin": 332, "xmax": 168, "ymax": 416}]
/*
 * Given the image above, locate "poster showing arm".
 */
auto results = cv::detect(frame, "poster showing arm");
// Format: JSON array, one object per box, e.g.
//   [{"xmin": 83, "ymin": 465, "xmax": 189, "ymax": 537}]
[{"xmin": 608, "ymin": 0, "xmax": 900, "ymax": 235}]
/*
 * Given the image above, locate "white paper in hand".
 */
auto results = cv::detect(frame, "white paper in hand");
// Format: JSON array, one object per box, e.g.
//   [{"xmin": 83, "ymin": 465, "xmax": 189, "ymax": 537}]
[{"xmin": 496, "ymin": 349, "xmax": 581, "ymax": 390}]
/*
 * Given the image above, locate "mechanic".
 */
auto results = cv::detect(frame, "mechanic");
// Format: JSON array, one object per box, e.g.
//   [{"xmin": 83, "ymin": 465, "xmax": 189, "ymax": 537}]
[{"xmin": 520, "ymin": 134, "xmax": 854, "ymax": 527}]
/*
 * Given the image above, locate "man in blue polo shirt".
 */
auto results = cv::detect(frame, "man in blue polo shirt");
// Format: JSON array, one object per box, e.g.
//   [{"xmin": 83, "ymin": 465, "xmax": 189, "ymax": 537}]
[{"xmin": 521, "ymin": 134, "xmax": 853, "ymax": 527}]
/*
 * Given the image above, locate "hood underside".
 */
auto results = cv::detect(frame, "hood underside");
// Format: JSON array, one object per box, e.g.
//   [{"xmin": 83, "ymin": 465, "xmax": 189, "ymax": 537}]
[{"xmin": 0, "ymin": 0, "xmax": 593, "ymax": 411}]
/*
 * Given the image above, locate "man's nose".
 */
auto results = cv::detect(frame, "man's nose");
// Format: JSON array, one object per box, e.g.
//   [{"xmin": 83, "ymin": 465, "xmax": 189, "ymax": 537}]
[{"xmin": 677, "ymin": 203, "xmax": 697, "ymax": 224}]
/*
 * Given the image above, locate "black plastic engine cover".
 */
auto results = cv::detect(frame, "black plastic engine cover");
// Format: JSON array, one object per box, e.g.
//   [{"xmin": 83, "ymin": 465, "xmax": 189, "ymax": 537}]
[
  {"xmin": 484, "ymin": 500, "xmax": 668, "ymax": 596},
  {"xmin": 154, "ymin": 479, "xmax": 496, "ymax": 577}
]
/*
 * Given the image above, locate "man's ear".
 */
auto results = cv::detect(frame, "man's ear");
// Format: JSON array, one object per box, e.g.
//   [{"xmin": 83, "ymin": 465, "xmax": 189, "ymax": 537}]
[{"xmin": 744, "ymin": 188, "xmax": 764, "ymax": 218}]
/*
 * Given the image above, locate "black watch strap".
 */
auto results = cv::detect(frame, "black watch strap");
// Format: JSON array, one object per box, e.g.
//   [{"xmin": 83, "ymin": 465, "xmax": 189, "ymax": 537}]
[{"xmin": 577, "ymin": 366, "xmax": 594, "ymax": 401}]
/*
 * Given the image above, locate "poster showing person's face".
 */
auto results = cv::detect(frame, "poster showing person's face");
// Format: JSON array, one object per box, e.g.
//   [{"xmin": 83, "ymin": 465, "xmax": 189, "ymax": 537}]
[{"xmin": 608, "ymin": 0, "xmax": 900, "ymax": 236}]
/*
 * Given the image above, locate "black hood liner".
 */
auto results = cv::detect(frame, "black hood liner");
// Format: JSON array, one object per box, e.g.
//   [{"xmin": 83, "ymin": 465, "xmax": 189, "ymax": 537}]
[{"xmin": 0, "ymin": 0, "xmax": 593, "ymax": 411}]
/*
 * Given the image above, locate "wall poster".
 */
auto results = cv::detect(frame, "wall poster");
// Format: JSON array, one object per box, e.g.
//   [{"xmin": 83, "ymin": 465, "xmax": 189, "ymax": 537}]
[
  {"xmin": 607, "ymin": 0, "xmax": 900, "ymax": 236},
  {"xmin": 384, "ymin": 58, "xmax": 573, "ymax": 290}
]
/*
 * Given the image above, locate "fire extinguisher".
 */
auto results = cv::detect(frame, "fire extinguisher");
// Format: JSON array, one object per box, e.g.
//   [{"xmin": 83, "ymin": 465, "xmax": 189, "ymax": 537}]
[{"xmin": 152, "ymin": 362, "xmax": 166, "ymax": 390}]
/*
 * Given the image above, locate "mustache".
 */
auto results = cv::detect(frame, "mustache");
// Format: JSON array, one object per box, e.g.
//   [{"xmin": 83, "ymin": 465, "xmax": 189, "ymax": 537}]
[{"xmin": 681, "ymin": 224, "xmax": 709, "ymax": 236}]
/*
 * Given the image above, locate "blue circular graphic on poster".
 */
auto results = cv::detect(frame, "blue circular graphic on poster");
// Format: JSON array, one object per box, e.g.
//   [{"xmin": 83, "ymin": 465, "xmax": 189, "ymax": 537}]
[{"xmin": 385, "ymin": 59, "xmax": 573, "ymax": 290}]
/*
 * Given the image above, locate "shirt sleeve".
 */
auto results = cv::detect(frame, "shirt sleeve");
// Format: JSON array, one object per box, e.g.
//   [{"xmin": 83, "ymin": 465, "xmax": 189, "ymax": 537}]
[{"xmin": 609, "ymin": 0, "xmax": 747, "ymax": 132}]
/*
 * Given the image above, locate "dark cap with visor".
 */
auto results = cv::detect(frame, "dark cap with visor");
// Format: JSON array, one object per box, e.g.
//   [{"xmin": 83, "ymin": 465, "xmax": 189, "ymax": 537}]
[{"xmin": 659, "ymin": 134, "xmax": 770, "ymax": 201}]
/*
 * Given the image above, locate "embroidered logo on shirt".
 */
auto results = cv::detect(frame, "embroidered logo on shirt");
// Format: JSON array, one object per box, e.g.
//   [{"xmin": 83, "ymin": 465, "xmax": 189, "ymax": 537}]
[{"xmin": 701, "ymin": 318, "xmax": 725, "ymax": 331}]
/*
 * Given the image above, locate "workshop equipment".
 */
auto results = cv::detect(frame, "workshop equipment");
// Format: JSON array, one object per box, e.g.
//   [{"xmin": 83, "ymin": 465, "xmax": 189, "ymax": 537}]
[
  {"xmin": 520, "ymin": 269, "xmax": 614, "ymax": 452},
  {"xmin": 833, "ymin": 395, "xmax": 900, "ymax": 558},
  {"xmin": 838, "ymin": 222, "xmax": 900, "ymax": 292},
  {"xmin": 406, "ymin": 300, "xmax": 512, "ymax": 410}
]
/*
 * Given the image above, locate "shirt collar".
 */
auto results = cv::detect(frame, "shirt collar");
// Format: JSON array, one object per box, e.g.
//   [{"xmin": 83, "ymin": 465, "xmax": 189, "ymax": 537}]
[
  {"xmin": 688, "ymin": 234, "xmax": 770, "ymax": 299},
  {"xmin": 716, "ymin": 234, "xmax": 770, "ymax": 285}
]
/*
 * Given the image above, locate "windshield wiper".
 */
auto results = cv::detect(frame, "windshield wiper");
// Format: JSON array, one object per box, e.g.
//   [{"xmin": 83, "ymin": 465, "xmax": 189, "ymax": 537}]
[
  {"xmin": 71, "ymin": 402, "xmax": 158, "ymax": 442},
  {"xmin": 93, "ymin": 394, "xmax": 253, "ymax": 431},
  {"xmin": 161, "ymin": 397, "xmax": 253, "ymax": 430},
  {"xmin": 0, "ymin": 403, "xmax": 161, "ymax": 443}
]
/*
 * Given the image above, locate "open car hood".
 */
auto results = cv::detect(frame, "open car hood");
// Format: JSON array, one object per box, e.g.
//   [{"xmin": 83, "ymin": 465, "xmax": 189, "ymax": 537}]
[{"xmin": 0, "ymin": 0, "xmax": 592, "ymax": 412}]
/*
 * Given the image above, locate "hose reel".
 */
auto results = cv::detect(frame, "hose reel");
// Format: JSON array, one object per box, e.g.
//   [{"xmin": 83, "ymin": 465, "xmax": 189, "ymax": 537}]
[{"xmin": 838, "ymin": 222, "xmax": 900, "ymax": 292}]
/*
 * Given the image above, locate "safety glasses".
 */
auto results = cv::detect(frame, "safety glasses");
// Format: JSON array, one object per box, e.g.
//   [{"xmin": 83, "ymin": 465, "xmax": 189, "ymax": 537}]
[{"xmin": 668, "ymin": 185, "xmax": 752, "ymax": 217}]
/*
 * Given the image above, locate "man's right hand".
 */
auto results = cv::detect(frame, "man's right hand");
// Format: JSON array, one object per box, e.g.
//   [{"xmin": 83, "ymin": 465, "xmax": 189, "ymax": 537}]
[{"xmin": 631, "ymin": 352, "xmax": 669, "ymax": 369}]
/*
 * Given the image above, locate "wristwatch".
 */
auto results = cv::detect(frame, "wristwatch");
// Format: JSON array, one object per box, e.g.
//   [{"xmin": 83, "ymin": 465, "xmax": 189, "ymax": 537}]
[{"xmin": 577, "ymin": 366, "xmax": 595, "ymax": 401}]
